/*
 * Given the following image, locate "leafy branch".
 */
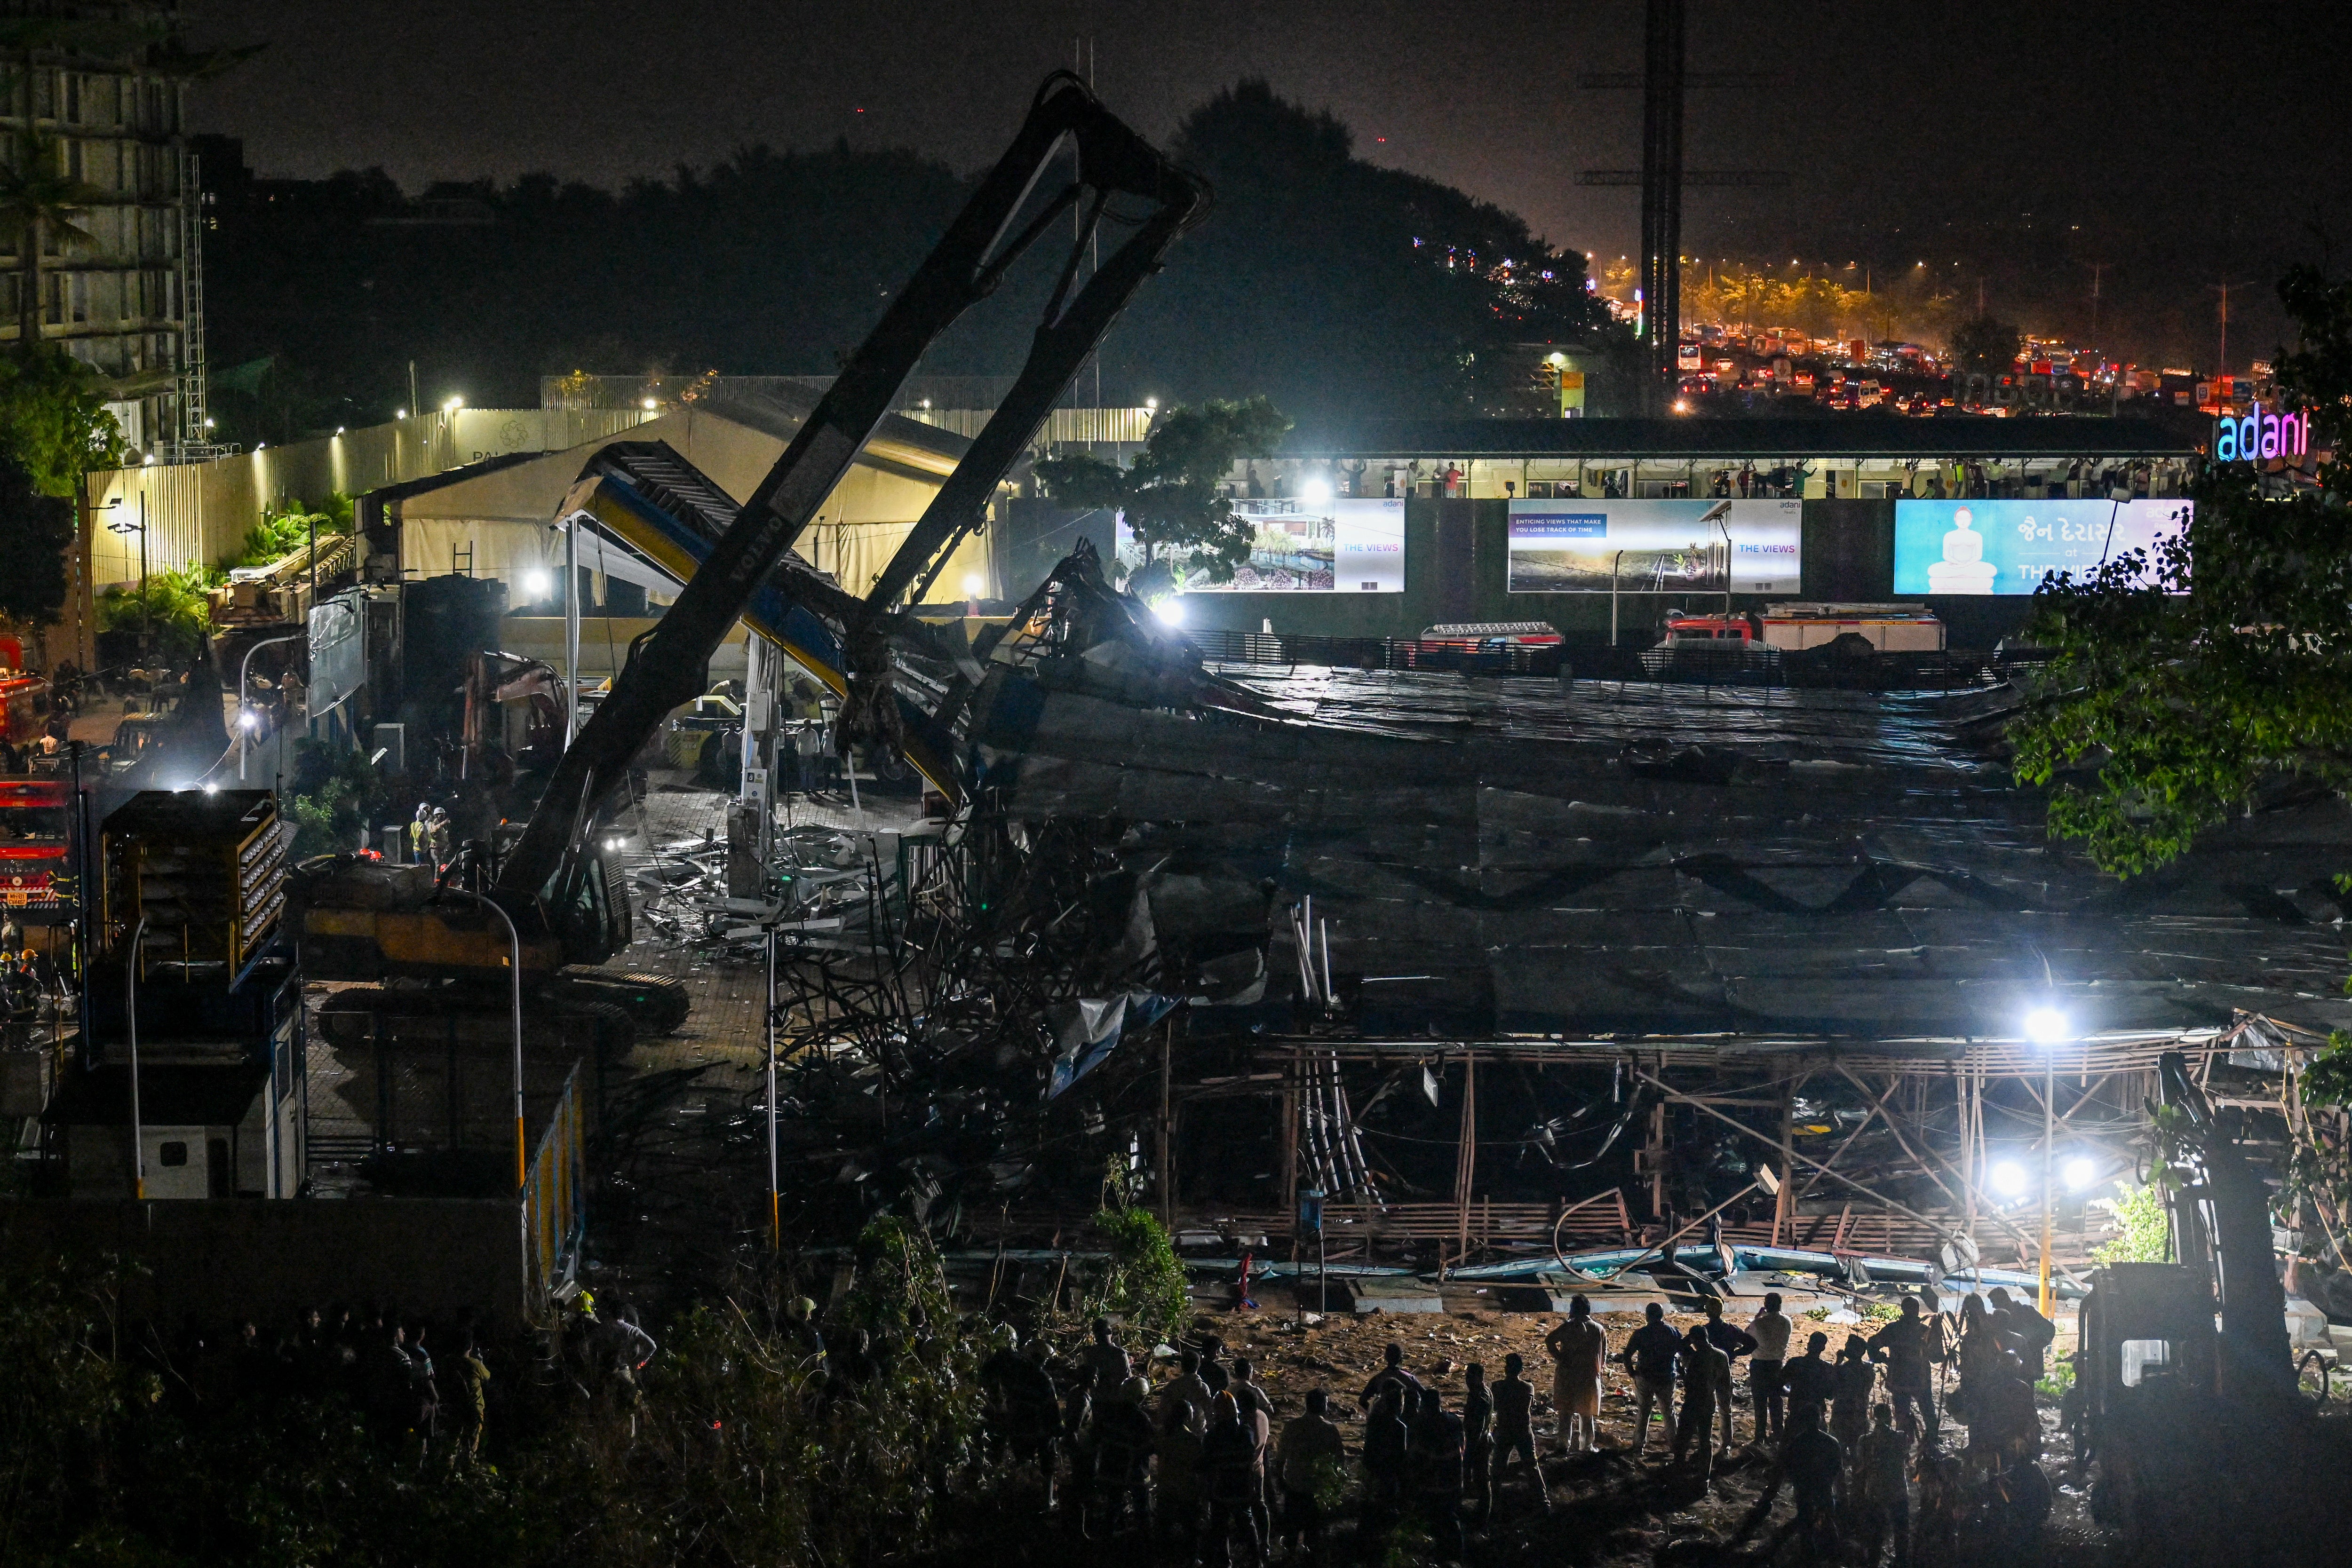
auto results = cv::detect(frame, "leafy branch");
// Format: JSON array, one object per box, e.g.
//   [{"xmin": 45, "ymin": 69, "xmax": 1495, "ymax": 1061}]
[{"xmin": 1035, "ymin": 396, "xmax": 1290, "ymax": 598}]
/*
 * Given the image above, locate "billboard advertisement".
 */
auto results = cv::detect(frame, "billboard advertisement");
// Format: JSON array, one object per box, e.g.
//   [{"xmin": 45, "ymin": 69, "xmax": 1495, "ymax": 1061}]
[
  {"xmin": 1115, "ymin": 497, "xmax": 1404, "ymax": 593},
  {"xmin": 1505, "ymin": 499, "xmax": 1802, "ymax": 594},
  {"xmin": 1893, "ymin": 499, "xmax": 2193, "ymax": 594}
]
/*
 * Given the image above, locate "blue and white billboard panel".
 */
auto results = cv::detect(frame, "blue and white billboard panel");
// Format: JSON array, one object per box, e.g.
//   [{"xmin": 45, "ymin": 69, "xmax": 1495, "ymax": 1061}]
[
  {"xmin": 1116, "ymin": 497, "xmax": 1404, "ymax": 592},
  {"xmin": 1505, "ymin": 499, "xmax": 1801, "ymax": 594},
  {"xmin": 1894, "ymin": 499, "xmax": 2193, "ymax": 594}
]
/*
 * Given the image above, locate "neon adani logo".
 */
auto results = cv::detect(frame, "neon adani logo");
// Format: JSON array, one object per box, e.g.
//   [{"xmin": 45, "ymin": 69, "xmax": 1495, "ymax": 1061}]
[{"xmin": 2211, "ymin": 401, "xmax": 2308, "ymax": 462}]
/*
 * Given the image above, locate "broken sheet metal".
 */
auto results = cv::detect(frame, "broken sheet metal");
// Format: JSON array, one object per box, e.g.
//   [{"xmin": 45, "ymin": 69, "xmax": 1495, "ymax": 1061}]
[
  {"xmin": 1045, "ymin": 990, "xmax": 1181, "ymax": 1098},
  {"xmin": 984, "ymin": 674, "xmax": 2352, "ymax": 1042}
]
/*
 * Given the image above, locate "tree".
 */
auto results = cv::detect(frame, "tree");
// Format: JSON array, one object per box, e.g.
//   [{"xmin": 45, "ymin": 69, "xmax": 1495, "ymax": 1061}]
[
  {"xmin": 2008, "ymin": 263, "xmax": 2352, "ymax": 1224},
  {"xmin": 1947, "ymin": 313, "xmax": 2023, "ymax": 381},
  {"xmin": 0, "ymin": 347, "xmax": 126, "ymax": 496},
  {"xmin": 2009, "ymin": 267, "xmax": 2352, "ymax": 876},
  {"xmin": 1105, "ymin": 81, "xmax": 1613, "ymax": 422},
  {"xmin": 0, "ymin": 130, "xmax": 103, "ymax": 357},
  {"xmin": 0, "ymin": 448, "xmax": 69, "ymax": 627},
  {"xmin": 1033, "ymin": 396, "xmax": 1290, "ymax": 597}
]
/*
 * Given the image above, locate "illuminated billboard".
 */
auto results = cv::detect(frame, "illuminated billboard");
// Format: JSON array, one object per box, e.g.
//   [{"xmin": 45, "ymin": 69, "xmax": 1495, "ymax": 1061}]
[
  {"xmin": 1893, "ymin": 499, "xmax": 2192, "ymax": 594},
  {"xmin": 1505, "ymin": 499, "xmax": 1802, "ymax": 594},
  {"xmin": 1116, "ymin": 497, "xmax": 1404, "ymax": 593}
]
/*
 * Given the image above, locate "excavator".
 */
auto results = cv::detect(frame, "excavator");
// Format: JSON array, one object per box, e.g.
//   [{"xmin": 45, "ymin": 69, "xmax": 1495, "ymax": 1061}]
[
  {"xmin": 293, "ymin": 72, "xmax": 1211, "ymax": 1047},
  {"xmin": 2076, "ymin": 1049, "xmax": 2351, "ymax": 1563}
]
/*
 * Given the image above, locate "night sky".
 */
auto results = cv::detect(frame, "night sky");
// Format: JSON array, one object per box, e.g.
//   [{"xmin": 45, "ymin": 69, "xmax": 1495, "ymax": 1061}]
[{"xmin": 186, "ymin": 0, "xmax": 2352, "ymax": 369}]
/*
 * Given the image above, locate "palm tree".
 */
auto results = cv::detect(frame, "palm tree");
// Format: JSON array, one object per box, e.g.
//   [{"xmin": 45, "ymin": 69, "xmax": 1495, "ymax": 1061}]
[{"xmin": 0, "ymin": 129, "xmax": 103, "ymax": 358}]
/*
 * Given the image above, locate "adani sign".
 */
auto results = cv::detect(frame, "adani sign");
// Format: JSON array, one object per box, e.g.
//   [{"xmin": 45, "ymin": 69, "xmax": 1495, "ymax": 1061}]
[{"xmin": 2212, "ymin": 401, "xmax": 2309, "ymax": 462}]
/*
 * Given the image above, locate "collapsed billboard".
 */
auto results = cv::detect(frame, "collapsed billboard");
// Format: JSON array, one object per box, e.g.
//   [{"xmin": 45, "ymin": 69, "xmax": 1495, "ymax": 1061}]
[
  {"xmin": 1116, "ymin": 498, "xmax": 1405, "ymax": 593},
  {"xmin": 1505, "ymin": 499, "xmax": 1802, "ymax": 594},
  {"xmin": 1893, "ymin": 499, "xmax": 2192, "ymax": 594}
]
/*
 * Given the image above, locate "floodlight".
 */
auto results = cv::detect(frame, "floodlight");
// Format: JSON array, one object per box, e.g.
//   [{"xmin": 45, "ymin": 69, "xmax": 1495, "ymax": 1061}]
[
  {"xmin": 2024, "ymin": 1006, "xmax": 2071, "ymax": 1046},
  {"xmin": 1144, "ymin": 397, "xmax": 1159, "ymax": 410},
  {"xmin": 237, "ymin": 711, "xmax": 258, "ymax": 731},
  {"xmin": 1301, "ymin": 477, "xmax": 1334, "ymax": 506},
  {"xmin": 444, "ymin": 395, "xmax": 464, "ymax": 411},
  {"xmin": 1152, "ymin": 597, "xmax": 1185, "ymax": 627},
  {"xmin": 1989, "ymin": 1160, "xmax": 2028, "ymax": 1196},
  {"xmin": 2064, "ymin": 1156, "xmax": 2097, "ymax": 1189},
  {"xmin": 201, "ymin": 781, "xmax": 219, "ymax": 795},
  {"xmin": 642, "ymin": 397, "xmax": 658, "ymax": 410},
  {"xmin": 961, "ymin": 573, "xmax": 985, "ymax": 597},
  {"xmin": 524, "ymin": 569, "xmax": 552, "ymax": 598}
]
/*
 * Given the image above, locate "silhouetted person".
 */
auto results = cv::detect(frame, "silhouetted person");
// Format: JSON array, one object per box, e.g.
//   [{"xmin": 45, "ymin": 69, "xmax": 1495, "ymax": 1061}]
[
  {"xmin": 1360, "ymin": 1384, "xmax": 1409, "ymax": 1531},
  {"xmin": 1696, "ymin": 1298, "xmax": 1757, "ymax": 1451},
  {"xmin": 1462, "ymin": 1362, "xmax": 1495, "ymax": 1519},
  {"xmin": 1491, "ymin": 1352, "xmax": 1547, "ymax": 1513},
  {"xmin": 1867, "ymin": 1299, "xmax": 1939, "ymax": 1439},
  {"xmin": 1625, "ymin": 1301, "xmax": 1683, "ymax": 1456},
  {"xmin": 1202, "ymin": 1390, "xmax": 1266, "ymax": 1567},
  {"xmin": 1276, "ymin": 1387, "xmax": 1345, "ymax": 1563},
  {"xmin": 1358, "ymin": 1340, "xmax": 1422, "ymax": 1410},
  {"xmin": 1834, "ymin": 1335, "xmax": 1876, "ymax": 1451},
  {"xmin": 1081, "ymin": 1315, "xmax": 1130, "ymax": 1394},
  {"xmin": 1546, "ymin": 1295, "xmax": 1606, "ymax": 1454},
  {"xmin": 1781, "ymin": 1331, "xmax": 1837, "ymax": 1433},
  {"xmin": 1737, "ymin": 1402, "xmax": 1843, "ymax": 1562},
  {"xmin": 1674, "ymin": 1324, "xmax": 1731, "ymax": 1481},
  {"xmin": 1408, "ymin": 1382, "xmax": 1466, "ymax": 1561},
  {"xmin": 1854, "ymin": 1402, "xmax": 1911, "ymax": 1566},
  {"xmin": 1748, "ymin": 1291, "xmax": 1794, "ymax": 1441}
]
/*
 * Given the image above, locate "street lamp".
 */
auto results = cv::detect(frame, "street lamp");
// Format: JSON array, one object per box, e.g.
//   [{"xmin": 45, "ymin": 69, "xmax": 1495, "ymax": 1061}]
[
  {"xmin": 125, "ymin": 913, "xmax": 147, "ymax": 1200},
  {"xmin": 2024, "ymin": 1004, "xmax": 2073, "ymax": 1315},
  {"xmin": 440, "ymin": 889, "xmax": 526, "ymax": 1193},
  {"xmin": 105, "ymin": 497, "xmax": 148, "ymax": 658},
  {"xmin": 237, "ymin": 631, "xmax": 300, "ymax": 781}
]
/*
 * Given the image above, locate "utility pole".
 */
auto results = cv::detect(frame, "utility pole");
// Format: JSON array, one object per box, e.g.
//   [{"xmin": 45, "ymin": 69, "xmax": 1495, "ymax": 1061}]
[
  {"xmin": 2084, "ymin": 261, "xmax": 2110, "ymax": 345},
  {"xmin": 2209, "ymin": 280, "xmax": 2256, "ymax": 383},
  {"xmin": 1638, "ymin": 0, "xmax": 1686, "ymax": 412},
  {"xmin": 1576, "ymin": 12, "xmax": 1781, "ymax": 412}
]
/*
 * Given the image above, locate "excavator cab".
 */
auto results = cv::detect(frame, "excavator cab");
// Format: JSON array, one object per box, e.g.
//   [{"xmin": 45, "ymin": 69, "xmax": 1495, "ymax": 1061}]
[{"xmin": 551, "ymin": 841, "xmax": 632, "ymax": 965}]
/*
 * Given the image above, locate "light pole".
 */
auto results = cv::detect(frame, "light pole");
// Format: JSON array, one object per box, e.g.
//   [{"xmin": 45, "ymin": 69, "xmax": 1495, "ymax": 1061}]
[
  {"xmin": 105, "ymin": 498, "xmax": 147, "ymax": 660},
  {"xmin": 766, "ymin": 927, "xmax": 780, "ymax": 1254},
  {"xmin": 125, "ymin": 913, "xmax": 147, "ymax": 1200},
  {"xmin": 563, "ymin": 519, "xmax": 580, "ymax": 744},
  {"xmin": 2025, "ymin": 1005, "xmax": 2071, "ymax": 1316},
  {"xmin": 443, "ymin": 889, "xmax": 526, "ymax": 1192},
  {"xmin": 237, "ymin": 632, "xmax": 300, "ymax": 781}
]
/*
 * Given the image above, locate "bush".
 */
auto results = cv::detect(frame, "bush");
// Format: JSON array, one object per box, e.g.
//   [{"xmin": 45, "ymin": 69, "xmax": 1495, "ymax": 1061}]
[
  {"xmin": 1089, "ymin": 1203, "xmax": 1190, "ymax": 1343},
  {"xmin": 2093, "ymin": 1184, "xmax": 2171, "ymax": 1266},
  {"xmin": 231, "ymin": 494, "xmax": 352, "ymax": 571},
  {"xmin": 0, "ymin": 1235, "xmax": 1001, "ymax": 1568},
  {"xmin": 95, "ymin": 566, "xmax": 215, "ymax": 666},
  {"xmin": 286, "ymin": 737, "xmax": 385, "ymax": 858}
]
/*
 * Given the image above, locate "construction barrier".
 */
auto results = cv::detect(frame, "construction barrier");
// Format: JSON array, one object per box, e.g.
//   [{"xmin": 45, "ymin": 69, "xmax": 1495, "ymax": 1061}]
[{"xmin": 524, "ymin": 1062, "xmax": 588, "ymax": 1306}]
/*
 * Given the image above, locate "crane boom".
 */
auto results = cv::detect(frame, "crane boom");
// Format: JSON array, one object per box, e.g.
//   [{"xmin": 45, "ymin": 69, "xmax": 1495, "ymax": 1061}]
[{"xmin": 497, "ymin": 72, "xmax": 1207, "ymax": 903}]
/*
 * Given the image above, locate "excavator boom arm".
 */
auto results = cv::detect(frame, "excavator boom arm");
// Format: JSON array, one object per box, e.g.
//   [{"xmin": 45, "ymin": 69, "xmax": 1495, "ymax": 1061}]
[{"xmin": 497, "ymin": 72, "xmax": 1206, "ymax": 902}]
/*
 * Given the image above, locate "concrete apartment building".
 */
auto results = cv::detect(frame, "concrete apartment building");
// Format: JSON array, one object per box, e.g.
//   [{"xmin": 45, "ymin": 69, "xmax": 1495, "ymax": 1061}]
[{"xmin": 0, "ymin": 2, "xmax": 216, "ymax": 456}]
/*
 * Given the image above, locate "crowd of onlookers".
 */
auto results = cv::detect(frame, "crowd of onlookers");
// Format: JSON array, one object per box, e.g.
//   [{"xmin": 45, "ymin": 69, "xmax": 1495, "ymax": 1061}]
[
  {"xmin": 109, "ymin": 1280, "xmax": 2062, "ymax": 1560},
  {"xmin": 980, "ymin": 1284, "xmax": 2061, "ymax": 1565}
]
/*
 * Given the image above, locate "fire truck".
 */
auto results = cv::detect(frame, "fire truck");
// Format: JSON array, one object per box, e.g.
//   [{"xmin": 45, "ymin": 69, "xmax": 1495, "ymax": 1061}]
[
  {"xmin": 0, "ymin": 635, "xmax": 51, "ymax": 747},
  {"xmin": 0, "ymin": 776, "xmax": 79, "ymax": 925}
]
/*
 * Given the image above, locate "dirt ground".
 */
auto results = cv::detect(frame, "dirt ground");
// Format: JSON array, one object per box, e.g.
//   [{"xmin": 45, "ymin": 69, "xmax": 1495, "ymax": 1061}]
[{"xmin": 1130, "ymin": 1291, "xmax": 2109, "ymax": 1568}]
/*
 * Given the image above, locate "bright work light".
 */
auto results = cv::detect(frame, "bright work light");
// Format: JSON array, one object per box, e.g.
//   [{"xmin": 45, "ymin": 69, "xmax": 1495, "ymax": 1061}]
[
  {"xmin": 1990, "ymin": 1160, "xmax": 2028, "ymax": 1196},
  {"xmin": 2024, "ymin": 1006, "xmax": 2070, "ymax": 1046}
]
